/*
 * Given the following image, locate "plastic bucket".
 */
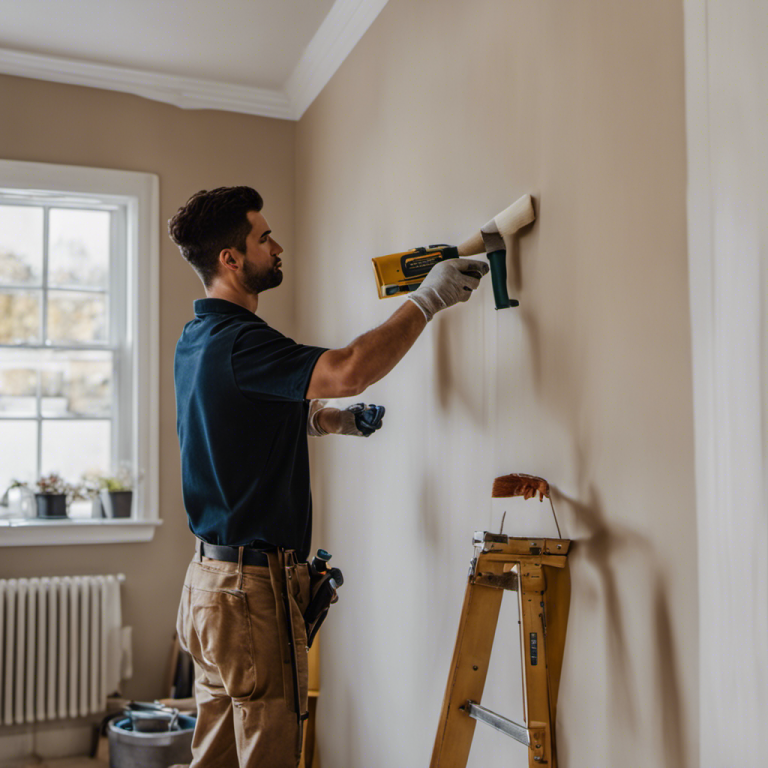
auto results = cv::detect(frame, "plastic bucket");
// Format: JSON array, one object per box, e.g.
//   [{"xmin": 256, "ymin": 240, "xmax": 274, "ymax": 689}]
[{"xmin": 107, "ymin": 714, "xmax": 196, "ymax": 768}]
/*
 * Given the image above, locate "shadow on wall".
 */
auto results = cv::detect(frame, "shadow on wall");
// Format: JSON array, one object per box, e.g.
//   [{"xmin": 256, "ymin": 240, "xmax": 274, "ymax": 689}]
[
  {"xmin": 417, "ymin": 464, "xmax": 443, "ymax": 554},
  {"xmin": 555, "ymin": 477, "xmax": 688, "ymax": 768},
  {"xmin": 434, "ymin": 315, "xmax": 485, "ymax": 423},
  {"xmin": 432, "ymin": 209, "xmax": 536, "ymax": 418}
]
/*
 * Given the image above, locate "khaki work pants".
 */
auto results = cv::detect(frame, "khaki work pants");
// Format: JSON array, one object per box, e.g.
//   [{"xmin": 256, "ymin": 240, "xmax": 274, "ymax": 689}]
[{"xmin": 174, "ymin": 546, "xmax": 311, "ymax": 768}]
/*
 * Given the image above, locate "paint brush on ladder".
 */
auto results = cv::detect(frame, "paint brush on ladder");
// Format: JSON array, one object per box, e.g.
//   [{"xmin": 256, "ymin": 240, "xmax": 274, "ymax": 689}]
[
  {"xmin": 371, "ymin": 194, "xmax": 535, "ymax": 309},
  {"xmin": 492, "ymin": 472, "xmax": 562, "ymax": 539}
]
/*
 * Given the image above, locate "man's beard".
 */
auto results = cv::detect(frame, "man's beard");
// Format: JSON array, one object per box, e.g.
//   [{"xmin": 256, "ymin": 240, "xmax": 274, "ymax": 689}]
[{"xmin": 241, "ymin": 259, "xmax": 283, "ymax": 294}]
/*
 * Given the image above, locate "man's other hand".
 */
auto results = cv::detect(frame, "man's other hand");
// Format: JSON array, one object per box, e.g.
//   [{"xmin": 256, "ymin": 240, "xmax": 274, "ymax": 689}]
[
  {"xmin": 340, "ymin": 403, "xmax": 386, "ymax": 436},
  {"xmin": 308, "ymin": 401, "xmax": 386, "ymax": 436}
]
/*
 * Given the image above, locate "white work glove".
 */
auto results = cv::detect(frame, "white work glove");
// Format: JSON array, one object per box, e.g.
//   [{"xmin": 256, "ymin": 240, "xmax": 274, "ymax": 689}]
[
  {"xmin": 406, "ymin": 258, "xmax": 489, "ymax": 322},
  {"xmin": 308, "ymin": 401, "xmax": 386, "ymax": 437},
  {"xmin": 307, "ymin": 399, "xmax": 329, "ymax": 437}
]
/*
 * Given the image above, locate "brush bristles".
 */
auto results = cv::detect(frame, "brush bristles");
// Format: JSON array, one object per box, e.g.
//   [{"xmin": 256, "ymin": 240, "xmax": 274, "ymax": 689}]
[{"xmin": 492, "ymin": 473, "xmax": 549, "ymax": 501}]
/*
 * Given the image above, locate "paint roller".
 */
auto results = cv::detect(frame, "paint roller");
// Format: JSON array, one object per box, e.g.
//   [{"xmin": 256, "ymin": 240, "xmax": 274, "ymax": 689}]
[{"xmin": 371, "ymin": 194, "xmax": 535, "ymax": 309}]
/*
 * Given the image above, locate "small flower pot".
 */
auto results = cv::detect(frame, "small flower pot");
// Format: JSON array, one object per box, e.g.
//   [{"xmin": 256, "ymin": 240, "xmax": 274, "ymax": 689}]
[
  {"xmin": 35, "ymin": 493, "xmax": 68, "ymax": 518},
  {"xmin": 91, "ymin": 497, "xmax": 106, "ymax": 518},
  {"xmin": 100, "ymin": 489, "xmax": 133, "ymax": 519}
]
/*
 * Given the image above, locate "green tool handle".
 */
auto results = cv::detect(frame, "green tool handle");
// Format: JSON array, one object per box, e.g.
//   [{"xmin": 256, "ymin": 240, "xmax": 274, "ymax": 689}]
[{"xmin": 487, "ymin": 250, "xmax": 519, "ymax": 309}]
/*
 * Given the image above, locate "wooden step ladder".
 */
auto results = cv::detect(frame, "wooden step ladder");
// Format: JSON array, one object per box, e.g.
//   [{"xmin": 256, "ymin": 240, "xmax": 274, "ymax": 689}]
[{"xmin": 430, "ymin": 475, "xmax": 571, "ymax": 767}]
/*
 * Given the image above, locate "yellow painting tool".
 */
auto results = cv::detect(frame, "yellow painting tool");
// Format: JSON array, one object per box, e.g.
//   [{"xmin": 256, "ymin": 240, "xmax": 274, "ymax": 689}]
[{"xmin": 371, "ymin": 194, "xmax": 535, "ymax": 309}]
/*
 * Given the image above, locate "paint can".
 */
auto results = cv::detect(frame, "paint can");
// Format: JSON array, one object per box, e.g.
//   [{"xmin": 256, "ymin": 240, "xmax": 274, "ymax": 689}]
[{"xmin": 107, "ymin": 713, "xmax": 195, "ymax": 767}]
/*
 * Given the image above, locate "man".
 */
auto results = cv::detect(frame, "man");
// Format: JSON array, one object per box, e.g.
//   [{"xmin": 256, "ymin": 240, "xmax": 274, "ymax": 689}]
[{"xmin": 168, "ymin": 186, "xmax": 488, "ymax": 768}]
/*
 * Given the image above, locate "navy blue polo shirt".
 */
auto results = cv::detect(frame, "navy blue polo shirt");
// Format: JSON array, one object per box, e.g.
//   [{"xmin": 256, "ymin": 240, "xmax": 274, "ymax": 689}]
[{"xmin": 174, "ymin": 298, "xmax": 327, "ymax": 560}]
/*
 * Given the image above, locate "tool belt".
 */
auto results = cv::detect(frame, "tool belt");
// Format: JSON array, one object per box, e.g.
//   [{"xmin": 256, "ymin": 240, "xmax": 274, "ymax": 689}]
[
  {"xmin": 264, "ymin": 548, "xmax": 344, "ymax": 738},
  {"xmin": 305, "ymin": 557, "xmax": 344, "ymax": 648},
  {"xmin": 197, "ymin": 539, "xmax": 270, "ymax": 566}
]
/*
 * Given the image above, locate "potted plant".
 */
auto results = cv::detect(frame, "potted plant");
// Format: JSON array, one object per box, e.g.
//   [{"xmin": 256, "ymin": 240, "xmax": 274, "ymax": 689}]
[
  {"xmin": 94, "ymin": 465, "xmax": 135, "ymax": 519},
  {"xmin": 79, "ymin": 474, "xmax": 106, "ymax": 518},
  {"xmin": 34, "ymin": 473, "xmax": 75, "ymax": 518},
  {"xmin": 0, "ymin": 479, "xmax": 36, "ymax": 519}
]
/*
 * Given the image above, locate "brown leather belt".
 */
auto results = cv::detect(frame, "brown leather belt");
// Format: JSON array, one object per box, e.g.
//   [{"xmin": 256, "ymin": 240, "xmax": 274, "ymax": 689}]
[{"xmin": 197, "ymin": 539, "xmax": 272, "ymax": 567}]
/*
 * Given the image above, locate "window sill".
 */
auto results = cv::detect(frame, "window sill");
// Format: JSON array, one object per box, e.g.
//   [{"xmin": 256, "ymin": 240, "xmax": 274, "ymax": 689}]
[{"xmin": 0, "ymin": 517, "xmax": 163, "ymax": 546}]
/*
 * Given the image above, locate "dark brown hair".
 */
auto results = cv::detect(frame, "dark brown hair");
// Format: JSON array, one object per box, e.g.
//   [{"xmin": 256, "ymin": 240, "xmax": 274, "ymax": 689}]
[{"xmin": 168, "ymin": 186, "xmax": 264, "ymax": 287}]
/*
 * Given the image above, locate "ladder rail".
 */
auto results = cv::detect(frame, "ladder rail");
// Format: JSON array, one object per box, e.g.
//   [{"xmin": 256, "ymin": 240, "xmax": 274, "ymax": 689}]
[{"xmin": 429, "ymin": 572, "xmax": 505, "ymax": 768}]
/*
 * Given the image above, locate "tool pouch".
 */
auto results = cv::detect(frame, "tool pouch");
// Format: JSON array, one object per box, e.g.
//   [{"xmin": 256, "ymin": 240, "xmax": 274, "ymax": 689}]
[
  {"xmin": 266, "ymin": 549, "xmax": 309, "ymax": 741},
  {"xmin": 304, "ymin": 562, "xmax": 344, "ymax": 648}
]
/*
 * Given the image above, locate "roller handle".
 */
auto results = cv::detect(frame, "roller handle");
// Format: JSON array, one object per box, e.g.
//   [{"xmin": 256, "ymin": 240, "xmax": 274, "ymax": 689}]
[{"xmin": 487, "ymin": 250, "xmax": 518, "ymax": 309}]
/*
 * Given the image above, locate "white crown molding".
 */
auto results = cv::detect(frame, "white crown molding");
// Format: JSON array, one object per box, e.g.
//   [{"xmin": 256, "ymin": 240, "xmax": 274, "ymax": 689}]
[
  {"xmin": 0, "ymin": 47, "xmax": 294, "ymax": 120},
  {"xmin": 0, "ymin": 0, "xmax": 390, "ymax": 121},
  {"xmin": 285, "ymin": 0, "xmax": 390, "ymax": 119}
]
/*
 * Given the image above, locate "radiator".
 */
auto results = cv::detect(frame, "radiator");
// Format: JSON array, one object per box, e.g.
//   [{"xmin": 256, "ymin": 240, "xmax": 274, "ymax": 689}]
[{"xmin": 0, "ymin": 574, "xmax": 125, "ymax": 725}]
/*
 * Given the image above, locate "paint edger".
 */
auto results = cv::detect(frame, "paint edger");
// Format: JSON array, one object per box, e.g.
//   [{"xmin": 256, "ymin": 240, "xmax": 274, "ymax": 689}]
[{"xmin": 371, "ymin": 194, "xmax": 535, "ymax": 309}]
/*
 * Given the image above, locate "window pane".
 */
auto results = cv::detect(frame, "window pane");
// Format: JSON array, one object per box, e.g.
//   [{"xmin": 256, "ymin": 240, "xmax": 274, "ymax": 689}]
[
  {"xmin": 0, "ymin": 205, "xmax": 43, "ymax": 285},
  {"xmin": 47, "ymin": 290, "xmax": 108, "ymax": 344},
  {"xmin": 0, "ymin": 348, "xmax": 113, "ymax": 418},
  {"xmin": 0, "ymin": 289, "xmax": 42, "ymax": 344},
  {"xmin": 0, "ymin": 348, "xmax": 38, "ymax": 416},
  {"xmin": 49, "ymin": 208, "xmax": 110, "ymax": 289},
  {"xmin": 41, "ymin": 420, "xmax": 110, "ymax": 483},
  {"xmin": 41, "ymin": 350, "xmax": 112, "ymax": 417},
  {"xmin": 0, "ymin": 420, "xmax": 37, "ymax": 491}
]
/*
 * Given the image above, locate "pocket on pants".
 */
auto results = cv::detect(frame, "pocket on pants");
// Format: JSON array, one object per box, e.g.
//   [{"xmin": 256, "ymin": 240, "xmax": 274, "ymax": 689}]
[
  {"xmin": 186, "ymin": 586, "xmax": 257, "ymax": 701},
  {"xmin": 176, "ymin": 585, "xmax": 191, "ymax": 656}
]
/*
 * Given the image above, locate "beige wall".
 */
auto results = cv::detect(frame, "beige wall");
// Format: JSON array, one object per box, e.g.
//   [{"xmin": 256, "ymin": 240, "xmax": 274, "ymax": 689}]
[
  {"xmin": 0, "ymin": 0, "xmax": 699, "ymax": 761},
  {"xmin": 0, "ymin": 73, "xmax": 296, "ymax": 700},
  {"xmin": 295, "ymin": 1, "xmax": 697, "ymax": 766}
]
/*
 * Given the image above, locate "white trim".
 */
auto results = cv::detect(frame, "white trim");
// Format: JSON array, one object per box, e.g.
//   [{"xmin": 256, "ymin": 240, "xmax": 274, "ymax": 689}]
[
  {"xmin": 0, "ymin": 48, "xmax": 294, "ymax": 120},
  {"xmin": 0, "ymin": 0, "xmax": 390, "ymax": 120},
  {"xmin": 684, "ymin": 1, "xmax": 768, "ymax": 763},
  {"xmin": 285, "ymin": 0, "xmax": 391, "ymax": 119},
  {"xmin": 0, "ymin": 519, "xmax": 162, "ymax": 546},
  {"xmin": 134, "ymin": 172, "xmax": 161, "ymax": 535},
  {"xmin": 0, "ymin": 159, "xmax": 160, "ymax": 547}
]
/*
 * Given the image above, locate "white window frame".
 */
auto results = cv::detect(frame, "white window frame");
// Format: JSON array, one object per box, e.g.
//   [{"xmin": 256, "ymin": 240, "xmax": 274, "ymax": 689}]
[{"xmin": 0, "ymin": 160, "xmax": 160, "ymax": 546}]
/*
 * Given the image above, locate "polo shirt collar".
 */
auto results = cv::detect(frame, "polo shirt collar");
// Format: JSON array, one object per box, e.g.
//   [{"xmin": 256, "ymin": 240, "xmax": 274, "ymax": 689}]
[{"xmin": 194, "ymin": 298, "xmax": 255, "ymax": 318}]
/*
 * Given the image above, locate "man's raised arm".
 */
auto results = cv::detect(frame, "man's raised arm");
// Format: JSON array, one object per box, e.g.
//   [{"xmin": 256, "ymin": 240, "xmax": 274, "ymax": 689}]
[{"xmin": 306, "ymin": 257, "xmax": 489, "ymax": 399}]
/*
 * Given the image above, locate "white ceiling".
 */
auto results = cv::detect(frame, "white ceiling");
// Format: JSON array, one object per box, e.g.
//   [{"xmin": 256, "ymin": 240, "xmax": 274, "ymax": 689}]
[{"xmin": 0, "ymin": 0, "xmax": 389, "ymax": 119}]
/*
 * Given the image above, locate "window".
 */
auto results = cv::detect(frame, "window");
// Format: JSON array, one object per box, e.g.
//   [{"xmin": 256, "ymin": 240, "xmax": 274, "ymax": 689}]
[{"xmin": 0, "ymin": 160, "xmax": 159, "ymax": 545}]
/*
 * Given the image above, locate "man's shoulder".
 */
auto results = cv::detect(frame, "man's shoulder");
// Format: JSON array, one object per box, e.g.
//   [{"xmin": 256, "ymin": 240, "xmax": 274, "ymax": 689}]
[
  {"xmin": 189, "ymin": 308, "xmax": 269, "ymax": 336},
  {"xmin": 233, "ymin": 314, "xmax": 286, "ymax": 341},
  {"xmin": 176, "ymin": 311, "xmax": 260, "ymax": 357}
]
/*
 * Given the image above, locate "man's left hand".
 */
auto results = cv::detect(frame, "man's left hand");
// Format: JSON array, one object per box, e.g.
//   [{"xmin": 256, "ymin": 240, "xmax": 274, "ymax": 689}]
[{"xmin": 340, "ymin": 403, "xmax": 386, "ymax": 437}]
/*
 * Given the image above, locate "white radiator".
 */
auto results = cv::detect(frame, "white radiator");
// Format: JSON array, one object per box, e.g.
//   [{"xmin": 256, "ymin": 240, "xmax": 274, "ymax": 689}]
[{"xmin": 0, "ymin": 575, "xmax": 125, "ymax": 725}]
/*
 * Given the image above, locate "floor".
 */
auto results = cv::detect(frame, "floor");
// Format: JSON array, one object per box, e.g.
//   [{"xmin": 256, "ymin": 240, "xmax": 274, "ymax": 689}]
[{"xmin": 6, "ymin": 758, "xmax": 108, "ymax": 768}]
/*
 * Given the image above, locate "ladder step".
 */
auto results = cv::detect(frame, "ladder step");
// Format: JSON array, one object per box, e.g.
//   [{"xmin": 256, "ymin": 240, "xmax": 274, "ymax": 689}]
[{"xmin": 463, "ymin": 701, "xmax": 530, "ymax": 746}]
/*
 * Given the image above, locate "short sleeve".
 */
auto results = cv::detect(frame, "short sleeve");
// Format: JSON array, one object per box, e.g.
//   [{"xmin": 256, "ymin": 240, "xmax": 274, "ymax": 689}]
[{"xmin": 231, "ymin": 322, "xmax": 327, "ymax": 402}]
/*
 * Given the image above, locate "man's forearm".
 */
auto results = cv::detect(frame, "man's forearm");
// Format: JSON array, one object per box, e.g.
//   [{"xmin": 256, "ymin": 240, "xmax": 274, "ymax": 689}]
[
  {"xmin": 306, "ymin": 300, "xmax": 427, "ymax": 399},
  {"xmin": 315, "ymin": 407, "xmax": 341, "ymax": 435},
  {"xmin": 342, "ymin": 301, "xmax": 427, "ymax": 391}
]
